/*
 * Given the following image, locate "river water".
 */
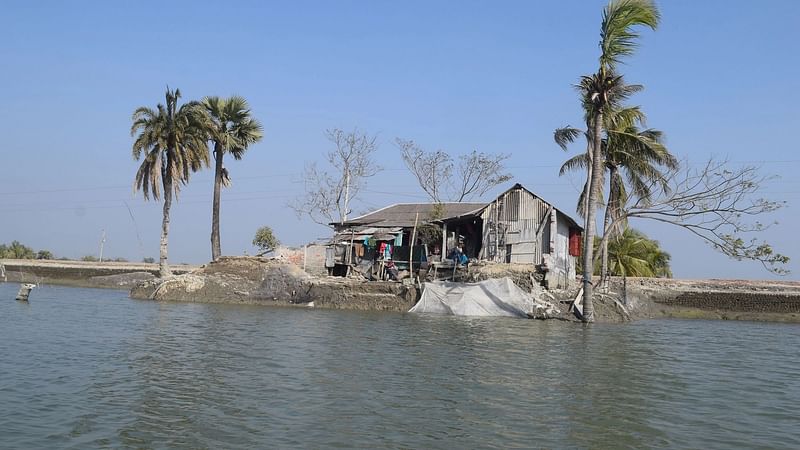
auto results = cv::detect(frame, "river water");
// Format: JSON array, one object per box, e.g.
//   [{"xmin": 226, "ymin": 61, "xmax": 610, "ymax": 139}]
[{"xmin": 1, "ymin": 284, "xmax": 798, "ymax": 449}]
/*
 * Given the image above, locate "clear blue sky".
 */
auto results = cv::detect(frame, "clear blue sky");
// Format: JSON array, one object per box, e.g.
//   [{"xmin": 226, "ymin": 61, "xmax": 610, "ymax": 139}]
[{"xmin": 1, "ymin": 0, "xmax": 798, "ymax": 279}]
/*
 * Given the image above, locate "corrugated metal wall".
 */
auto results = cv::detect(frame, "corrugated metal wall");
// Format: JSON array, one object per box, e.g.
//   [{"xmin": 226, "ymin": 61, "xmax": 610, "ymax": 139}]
[{"xmin": 480, "ymin": 187, "xmax": 551, "ymax": 264}]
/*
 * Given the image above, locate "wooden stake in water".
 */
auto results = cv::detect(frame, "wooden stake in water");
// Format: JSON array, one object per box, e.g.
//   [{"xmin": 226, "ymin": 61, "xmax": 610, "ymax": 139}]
[{"xmin": 16, "ymin": 283, "xmax": 36, "ymax": 302}]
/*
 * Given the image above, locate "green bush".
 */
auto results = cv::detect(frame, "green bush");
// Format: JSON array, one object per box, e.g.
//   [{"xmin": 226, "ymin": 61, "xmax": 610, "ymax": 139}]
[
  {"xmin": 0, "ymin": 241, "xmax": 36, "ymax": 259},
  {"xmin": 252, "ymin": 226, "xmax": 280, "ymax": 255}
]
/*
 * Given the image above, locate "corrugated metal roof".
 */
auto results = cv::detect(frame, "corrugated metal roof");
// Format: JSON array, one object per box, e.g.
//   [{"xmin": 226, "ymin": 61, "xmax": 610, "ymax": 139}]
[
  {"xmin": 332, "ymin": 227, "xmax": 402, "ymax": 243},
  {"xmin": 336, "ymin": 202, "xmax": 486, "ymax": 228},
  {"xmin": 332, "ymin": 183, "xmax": 583, "ymax": 231}
]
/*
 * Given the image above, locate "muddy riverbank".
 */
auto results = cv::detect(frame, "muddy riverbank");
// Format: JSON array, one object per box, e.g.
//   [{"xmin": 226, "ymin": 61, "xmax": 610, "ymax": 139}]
[
  {"xmin": 129, "ymin": 257, "xmax": 418, "ymax": 311},
  {"xmin": 4, "ymin": 257, "xmax": 799, "ymax": 323},
  {"xmin": 128, "ymin": 257, "xmax": 800, "ymax": 323}
]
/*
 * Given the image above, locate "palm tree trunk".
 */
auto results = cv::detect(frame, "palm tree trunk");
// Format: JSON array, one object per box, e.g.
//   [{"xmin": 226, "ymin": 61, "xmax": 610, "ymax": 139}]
[
  {"xmin": 600, "ymin": 165, "xmax": 617, "ymax": 290},
  {"xmin": 211, "ymin": 143, "xmax": 223, "ymax": 261},
  {"xmin": 600, "ymin": 212, "xmax": 611, "ymax": 290},
  {"xmin": 582, "ymin": 142, "xmax": 593, "ymax": 224},
  {"xmin": 581, "ymin": 111, "xmax": 604, "ymax": 322},
  {"xmin": 160, "ymin": 176, "xmax": 173, "ymax": 278}
]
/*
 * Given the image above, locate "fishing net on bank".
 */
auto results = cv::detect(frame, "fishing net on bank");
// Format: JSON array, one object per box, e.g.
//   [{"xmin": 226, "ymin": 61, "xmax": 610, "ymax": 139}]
[{"xmin": 409, "ymin": 277, "xmax": 557, "ymax": 318}]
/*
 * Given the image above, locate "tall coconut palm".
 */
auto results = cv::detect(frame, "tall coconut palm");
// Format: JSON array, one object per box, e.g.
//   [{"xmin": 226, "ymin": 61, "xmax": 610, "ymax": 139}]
[
  {"xmin": 561, "ymin": 0, "xmax": 660, "ymax": 322},
  {"xmin": 131, "ymin": 88, "xmax": 209, "ymax": 277},
  {"xmin": 201, "ymin": 96, "xmax": 263, "ymax": 261}
]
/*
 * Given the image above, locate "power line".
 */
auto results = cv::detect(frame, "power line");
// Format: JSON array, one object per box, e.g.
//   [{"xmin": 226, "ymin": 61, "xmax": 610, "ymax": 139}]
[{"xmin": 3, "ymin": 157, "xmax": 798, "ymax": 196}]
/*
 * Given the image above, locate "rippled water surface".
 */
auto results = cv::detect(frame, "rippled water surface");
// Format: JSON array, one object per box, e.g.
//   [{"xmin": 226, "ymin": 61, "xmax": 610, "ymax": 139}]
[{"xmin": 1, "ymin": 284, "xmax": 799, "ymax": 449}]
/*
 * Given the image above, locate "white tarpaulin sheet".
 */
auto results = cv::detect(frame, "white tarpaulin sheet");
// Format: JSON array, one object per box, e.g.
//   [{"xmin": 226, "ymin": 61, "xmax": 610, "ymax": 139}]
[{"xmin": 409, "ymin": 277, "xmax": 542, "ymax": 318}]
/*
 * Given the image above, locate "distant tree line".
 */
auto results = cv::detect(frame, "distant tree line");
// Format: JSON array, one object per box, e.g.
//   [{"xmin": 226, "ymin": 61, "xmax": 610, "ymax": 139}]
[
  {"xmin": 0, "ymin": 240, "xmax": 149, "ymax": 262},
  {"xmin": 0, "ymin": 241, "xmax": 44, "ymax": 259}
]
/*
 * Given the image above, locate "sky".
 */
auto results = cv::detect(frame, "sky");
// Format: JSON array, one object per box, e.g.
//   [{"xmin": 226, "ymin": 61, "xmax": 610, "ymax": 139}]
[{"xmin": 1, "ymin": 0, "xmax": 798, "ymax": 280}]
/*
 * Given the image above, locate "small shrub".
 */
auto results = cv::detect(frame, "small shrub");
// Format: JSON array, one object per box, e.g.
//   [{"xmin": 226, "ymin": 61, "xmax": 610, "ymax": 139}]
[{"xmin": 253, "ymin": 226, "xmax": 280, "ymax": 255}]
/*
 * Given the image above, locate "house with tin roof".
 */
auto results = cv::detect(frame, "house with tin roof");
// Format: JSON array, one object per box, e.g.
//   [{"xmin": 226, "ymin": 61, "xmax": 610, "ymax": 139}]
[{"xmin": 330, "ymin": 183, "xmax": 582, "ymax": 287}]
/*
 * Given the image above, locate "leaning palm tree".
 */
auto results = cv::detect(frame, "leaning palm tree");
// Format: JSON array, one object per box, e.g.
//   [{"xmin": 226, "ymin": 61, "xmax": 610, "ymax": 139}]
[
  {"xmin": 201, "ymin": 96, "xmax": 263, "ymax": 261},
  {"xmin": 131, "ymin": 88, "xmax": 210, "ymax": 277},
  {"xmin": 556, "ymin": 0, "xmax": 660, "ymax": 322}
]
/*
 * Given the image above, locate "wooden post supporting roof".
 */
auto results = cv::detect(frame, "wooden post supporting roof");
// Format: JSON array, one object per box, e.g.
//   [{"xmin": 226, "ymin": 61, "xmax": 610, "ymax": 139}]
[
  {"xmin": 441, "ymin": 222, "xmax": 447, "ymax": 261},
  {"xmin": 409, "ymin": 212, "xmax": 419, "ymax": 273}
]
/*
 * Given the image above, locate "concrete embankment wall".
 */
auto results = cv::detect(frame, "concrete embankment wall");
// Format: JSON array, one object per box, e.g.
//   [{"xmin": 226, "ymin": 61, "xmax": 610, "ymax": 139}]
[
  {"xmin": 0, "ymin": 259, "xmax": 198, "ymax": 289},
  {"xmin": 667, "ymin": 291, "xmax": 800, "ymax": 314},
  {"xmin": 612, "ymin": 277, "xmax": 800, "ymax": 321}
]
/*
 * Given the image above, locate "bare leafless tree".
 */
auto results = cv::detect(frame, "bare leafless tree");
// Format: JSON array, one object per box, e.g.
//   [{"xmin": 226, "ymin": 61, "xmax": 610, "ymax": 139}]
[
  {"xmin": 600, "ymin": 157, "xmax": 790, "ymax": 274},
  {"xmin": 292, "ymin": 128, "xmax": 380, "ymax": 226},
  {"xmin": 395, "ymin": 138, "xmax": 451, "ymax": 202},
  {"xmin": 396, "ymin": 138, "xmax": 511, "ymax": 202}
]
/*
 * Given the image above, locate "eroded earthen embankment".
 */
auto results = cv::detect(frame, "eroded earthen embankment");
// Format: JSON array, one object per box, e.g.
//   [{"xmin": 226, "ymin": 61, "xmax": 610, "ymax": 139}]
[
  {"xmin": 0, "ymin": 259, "xmax": 196, "ymax": 289},
  {"xmin": 129, "ymin": 257, "xmax": 418, "ymax": 312},
  {"xmin": 4, "ymin": 257, "xmax": 800, "ymax": 322}
]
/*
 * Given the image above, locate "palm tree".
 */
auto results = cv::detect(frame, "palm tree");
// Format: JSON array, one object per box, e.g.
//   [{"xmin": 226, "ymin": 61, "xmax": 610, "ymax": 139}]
[
  {"xmin": 201, "ymin": 96, "xmax": 263, "ymax": 261},
  {"xmin": 0, "ymin": 241, "xmax": 36, "ymax": 259},
  {"xmin": 556, "ymin": 88, "xmax": 646, "ymax": 216},
  {"xmin": 558, "ymin": 106, "xmax": 677, "ymax": 284},
  {"xmin": 600, "ymin": 111, "xmax": 677, "ymax": 280},
  {"xmin": 596, "ymin": 227, "xmax": 672, "ymax": 278},
  {"xmin": 557, "ymin": 0, "xmax": 660, "ymax": 322},
  {"xmin": 131, "ymin": 88, "xmax": 209, "ymax": 277}
]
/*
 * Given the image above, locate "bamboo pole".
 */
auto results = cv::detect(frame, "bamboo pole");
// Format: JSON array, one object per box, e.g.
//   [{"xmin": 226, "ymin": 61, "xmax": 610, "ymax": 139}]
[
  {"xmin": 409, "ymin": 212, "xmax": 419, "ymax": 274},
  {"xmin": 441, "ymin": 222, "xmax": 448, "ymax": 262},
  {"xmin": 347, "ymin": 230, "xmax": 355, "ymax": 277}
]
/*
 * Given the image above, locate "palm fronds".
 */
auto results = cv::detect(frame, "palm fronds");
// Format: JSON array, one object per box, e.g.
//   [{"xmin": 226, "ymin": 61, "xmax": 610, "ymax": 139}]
[
  {"xmin": 131, "ymin": 88, "xmax": 210, "ymax": 200},
  {"xmin": 600, "ymin": 0, "xmax": 661, "ymax": 72},
  {"xmin": 596, "ymin": 227, "xmax": 671, "ymax": 277}
]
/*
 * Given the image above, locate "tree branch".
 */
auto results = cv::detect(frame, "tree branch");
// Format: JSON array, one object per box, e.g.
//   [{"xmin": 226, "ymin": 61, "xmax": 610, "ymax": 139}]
[{"xmin": 607, "ymin": 157, "xmax": 789, "ymax": 274}]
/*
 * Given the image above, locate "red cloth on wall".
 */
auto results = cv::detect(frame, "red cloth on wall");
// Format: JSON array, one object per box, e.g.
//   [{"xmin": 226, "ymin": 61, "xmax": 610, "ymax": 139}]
[{"xmin": 569, "ymin": 229, "xmax": 582, "ymax": 257}]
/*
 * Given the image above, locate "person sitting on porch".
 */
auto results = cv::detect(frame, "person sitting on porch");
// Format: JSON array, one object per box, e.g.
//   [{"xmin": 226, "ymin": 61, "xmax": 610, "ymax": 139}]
[
  {"xmin": 449, "ymin": 246, "xmax": 469, "ymax": 267},
  {"xmin": 385, "ymin": 260, "xmax": 400, "ymax": 281}
]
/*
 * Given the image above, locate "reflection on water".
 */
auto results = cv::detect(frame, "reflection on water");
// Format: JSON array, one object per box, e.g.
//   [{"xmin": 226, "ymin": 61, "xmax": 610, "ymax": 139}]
[{"xmin": 1, "ymin": 284, "xmax": 799, "ymax": 449}]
